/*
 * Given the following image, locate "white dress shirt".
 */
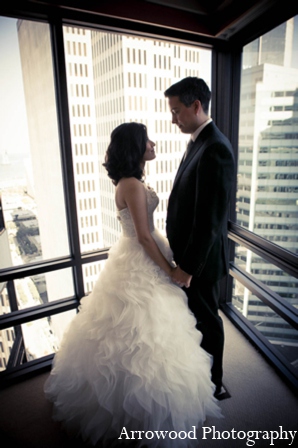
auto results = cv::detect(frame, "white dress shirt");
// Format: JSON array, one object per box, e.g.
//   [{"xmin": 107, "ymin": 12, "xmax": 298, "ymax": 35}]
[
  {"xmin": 183, "ymin": 118, "xmax": 212, "ymax": 161},
  {"xmin": 191, "ymin": 118, "xmax": 212, "ymax": 142}
]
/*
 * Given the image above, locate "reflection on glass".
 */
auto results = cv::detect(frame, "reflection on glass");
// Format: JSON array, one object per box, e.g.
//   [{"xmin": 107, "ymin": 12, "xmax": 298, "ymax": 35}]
[
  {"xmin": 237, "ymin": 15, "xmax": 298, "ymax": 256},
  {"xmin": 232, "ymin": 278, "xmax": 298, "ymax": 369},
  {"xmin": 0, "ymin": 17, "xmax": 69, "ymax": 269}
]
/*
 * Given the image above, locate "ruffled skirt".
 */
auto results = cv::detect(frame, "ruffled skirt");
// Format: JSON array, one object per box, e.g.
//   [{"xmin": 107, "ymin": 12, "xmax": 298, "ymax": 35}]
[{"xmin": 44, "ymin": 229, "xmax": 222, "ymax": 447}]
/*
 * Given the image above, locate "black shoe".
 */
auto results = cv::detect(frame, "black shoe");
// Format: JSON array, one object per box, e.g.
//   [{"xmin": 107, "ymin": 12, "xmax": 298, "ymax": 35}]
[{"xmin": 214, "ymin": 384, "xmax": 230, "ymax": 400}]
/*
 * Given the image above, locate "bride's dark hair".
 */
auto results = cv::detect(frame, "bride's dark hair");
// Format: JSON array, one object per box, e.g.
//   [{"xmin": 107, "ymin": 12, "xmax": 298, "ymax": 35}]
[{"xmin": 103, "ymin": 122, "xmax": 148, "ymax": 185}]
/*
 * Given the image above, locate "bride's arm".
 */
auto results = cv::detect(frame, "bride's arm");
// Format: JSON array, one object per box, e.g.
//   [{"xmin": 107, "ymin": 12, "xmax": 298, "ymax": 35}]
[{"xmin": 119, "ymin": 178, "xmax": 175, "ymax": 277}]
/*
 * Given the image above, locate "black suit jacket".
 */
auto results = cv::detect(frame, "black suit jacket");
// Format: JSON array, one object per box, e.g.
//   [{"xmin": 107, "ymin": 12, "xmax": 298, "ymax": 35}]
[{"xmin": 166, "ymin": 121, "xmax": 235, "ymax": 282}]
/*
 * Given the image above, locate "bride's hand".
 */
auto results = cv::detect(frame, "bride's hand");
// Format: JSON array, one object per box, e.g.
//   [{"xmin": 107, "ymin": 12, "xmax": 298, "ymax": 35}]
[{"xmin": 170, "ymin": 266, "xmax": 192, "ymax": 288}]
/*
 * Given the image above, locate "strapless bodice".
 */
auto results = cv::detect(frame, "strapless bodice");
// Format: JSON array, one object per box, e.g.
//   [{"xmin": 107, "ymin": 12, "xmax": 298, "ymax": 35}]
[{"xmin": 117, "ymin": 184, "xmax": 159, "ymax": 237}]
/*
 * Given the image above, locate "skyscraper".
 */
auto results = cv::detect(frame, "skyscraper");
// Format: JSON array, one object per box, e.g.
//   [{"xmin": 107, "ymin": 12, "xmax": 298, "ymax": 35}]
[
  {"xmin": 90, "ymin": 32, "xmax": 211, "ymax": 245},
  {"xmin": 14, "ymin": 21, "xmax": 211, "ymax": 358},
  {"xmin": 243, "ymin": 18, "xmax": 294, "ymax": 68},
  {"xmin": 235, "ymin": 18, "xmax": 298, "ymax": 361},
  {"xmin": 17, "ymin": 20, "xmax": 76, "ymax": 345}
]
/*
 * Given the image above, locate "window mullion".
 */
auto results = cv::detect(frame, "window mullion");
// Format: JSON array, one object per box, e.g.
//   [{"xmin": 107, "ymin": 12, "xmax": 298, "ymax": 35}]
[{"xmin": 49, "ymin": 18, "xmax": 84, "ymax": 301}]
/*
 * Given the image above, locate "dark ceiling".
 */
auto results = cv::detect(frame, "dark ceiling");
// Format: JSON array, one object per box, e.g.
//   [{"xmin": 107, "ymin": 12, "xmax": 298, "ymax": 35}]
[{"xmin": 2, "ymin": 0, "xmax": 298, "ymax": 46}]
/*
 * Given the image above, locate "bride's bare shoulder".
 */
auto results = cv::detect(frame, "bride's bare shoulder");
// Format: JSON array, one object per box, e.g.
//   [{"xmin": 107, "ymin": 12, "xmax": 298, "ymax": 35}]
[{"xmin": 117, "ymin": 177, "xmax": 144, "ymax": 191}]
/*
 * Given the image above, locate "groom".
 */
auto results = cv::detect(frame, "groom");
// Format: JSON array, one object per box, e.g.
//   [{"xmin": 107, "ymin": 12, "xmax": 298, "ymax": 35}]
[{"xmin": 164, "ymin": 77, "xmax": 235, "ymax": 397}]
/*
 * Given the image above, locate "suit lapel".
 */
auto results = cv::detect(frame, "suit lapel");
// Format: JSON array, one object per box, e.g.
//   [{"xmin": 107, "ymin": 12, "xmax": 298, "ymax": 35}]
[
  {"xmin": 172, "ymin": 137, "xmax": 204, "ymax": 189},
  {"xmin": 174, "ymin": 140, "xmax": 193, "ymax": 181},
  {"xmin": 172, "ymin": 122, "xmax": 215, "ymax": 190}
]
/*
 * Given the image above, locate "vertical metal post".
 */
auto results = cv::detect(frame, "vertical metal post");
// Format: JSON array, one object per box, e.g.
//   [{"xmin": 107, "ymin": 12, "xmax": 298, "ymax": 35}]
[
  {"xmin": 211, "ymin": 45, "xmax": 242, "ymax": 304},
  {"xmin": 49, "ymin": 18, "xmax": 85, "ymax": 301}
]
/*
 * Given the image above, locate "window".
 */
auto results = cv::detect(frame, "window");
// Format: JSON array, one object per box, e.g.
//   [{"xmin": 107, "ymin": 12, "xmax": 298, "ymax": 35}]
[
  {"xmin": 237, "ymin": 16, "xmax": 298, "ymax": 255},
  {"xmin": 0, "ymin": 19, "xmax": 69, "ymax": 270},
  {"xmin": 233, "ymin": 16, "xmax": 298, "ymax": 373},
  {"xmin": 63, "ymin": 26, "xmax": 211, "ymax": 247},
  {"xmin": 0, "ymin": 16, "xmax": 211, "ymax": 376}
]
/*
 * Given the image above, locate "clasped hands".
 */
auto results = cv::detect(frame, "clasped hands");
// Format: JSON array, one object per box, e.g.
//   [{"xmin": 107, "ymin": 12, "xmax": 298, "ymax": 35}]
[{"xmin": 171, "ymin": 265, "xmax": 192, "ymax": 288}]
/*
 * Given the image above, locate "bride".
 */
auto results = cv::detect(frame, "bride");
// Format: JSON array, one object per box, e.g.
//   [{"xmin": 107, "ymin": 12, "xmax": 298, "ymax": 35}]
[{"xmin": 44, "ymin": 122, "xmax": 222, "ymax": 447}]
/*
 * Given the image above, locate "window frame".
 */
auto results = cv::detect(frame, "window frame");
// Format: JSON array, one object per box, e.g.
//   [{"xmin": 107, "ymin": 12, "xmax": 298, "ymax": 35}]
[{"xmin": 0, "ymin": 5, "xmax": 297, "ymax": 392}]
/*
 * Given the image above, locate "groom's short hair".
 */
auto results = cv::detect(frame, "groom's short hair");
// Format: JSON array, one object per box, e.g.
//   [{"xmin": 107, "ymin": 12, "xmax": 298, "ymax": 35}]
[{"xmin": 164, "ymin": 77, "xmax": 211, "ymax": 114}]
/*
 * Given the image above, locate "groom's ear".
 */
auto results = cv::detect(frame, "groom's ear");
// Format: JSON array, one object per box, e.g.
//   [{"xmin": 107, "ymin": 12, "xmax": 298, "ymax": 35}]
[{"xmin": 193, "ymin": 100, "xmax": 202, "ymax": 115}]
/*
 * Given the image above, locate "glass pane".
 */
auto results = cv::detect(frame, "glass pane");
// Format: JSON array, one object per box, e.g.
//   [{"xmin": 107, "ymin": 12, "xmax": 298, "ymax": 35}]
[
  {"xmin": 237, "ymin": 15, "xmax": 298, "ymax": 255},
  {"xmin": 0, "ymin": 326, "xmax": 16, "ymax": 371},
  {"xmin": 62, "ymin": 26, "xmax": 211, "ymax": 252},
  {"xmin": 82, "ymin": 259, "xmax": 107, "ymax": 294},
  {"xmin": 1, "ymin": 268, "xmax": 74, "ymax": 316},
  {"xmin": 0, "ymin": 283, "xmax": 12, "ymax": 314},
  {"xmin": 0, "ymin": 309, "xmax": 76, "ymax": 371},
  {"xmin": 232, "ymin": 278, "xmax": 298, "ymax": 369},
  {"xmin": 234, "ymin": 243, "xmax": 298, "ymax": 307},
  {"xmin": 0, "ymin": 17, "xmax": 69, "ymax": 269},
  {"xmin": 23, "ymin": 310, "xmax": 76, "ymax": 360},
  {"xmin": 15, "ymin": 268, "xmax": 74, "ymax": 311}
]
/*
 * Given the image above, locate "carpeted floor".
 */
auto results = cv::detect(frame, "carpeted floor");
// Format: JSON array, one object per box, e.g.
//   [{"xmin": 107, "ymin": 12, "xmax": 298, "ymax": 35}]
[{"xmin": 0, "ymin": 313, "xmax": 297, "ymax": 448}]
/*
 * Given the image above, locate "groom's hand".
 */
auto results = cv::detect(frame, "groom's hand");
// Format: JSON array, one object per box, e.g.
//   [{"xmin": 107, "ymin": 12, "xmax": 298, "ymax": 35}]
[{"xmin": 171, "ymin": 266, "xmax": 192, "ymax": 288}]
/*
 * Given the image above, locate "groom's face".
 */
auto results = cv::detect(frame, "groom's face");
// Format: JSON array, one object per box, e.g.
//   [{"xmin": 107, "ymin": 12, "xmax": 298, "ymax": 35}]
[{"xmin": 168, "ymin": 96, "xmax": 199, "ymax": 134}]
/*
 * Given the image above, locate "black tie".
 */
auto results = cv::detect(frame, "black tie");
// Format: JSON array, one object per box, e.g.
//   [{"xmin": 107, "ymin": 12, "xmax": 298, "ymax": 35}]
[{"xmin": 183, "ymin": 139, "xmax": 194, "ymax": 161}]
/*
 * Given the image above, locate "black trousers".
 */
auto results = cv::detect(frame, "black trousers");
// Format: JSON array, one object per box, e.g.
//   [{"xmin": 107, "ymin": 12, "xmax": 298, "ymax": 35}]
[{"xmin": 184, "ymin": 277, "xmax": 224, "ymax": 388}]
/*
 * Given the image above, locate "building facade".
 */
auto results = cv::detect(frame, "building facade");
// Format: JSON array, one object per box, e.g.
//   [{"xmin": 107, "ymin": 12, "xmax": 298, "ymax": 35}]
[{"xmin": 235, "ymin": 19, "xmax": 298, "ymax": 362}]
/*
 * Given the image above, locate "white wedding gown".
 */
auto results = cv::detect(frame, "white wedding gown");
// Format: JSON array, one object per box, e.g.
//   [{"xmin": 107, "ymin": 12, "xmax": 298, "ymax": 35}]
[{"xmin": 44, "ymin": 184, "xmax": 222, "ymax": 447}]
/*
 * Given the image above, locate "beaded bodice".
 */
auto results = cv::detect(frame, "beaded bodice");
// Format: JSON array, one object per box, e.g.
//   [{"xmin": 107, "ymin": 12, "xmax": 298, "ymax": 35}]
[{"xmin": 117, "ymin": 184, "xmax": 159, "ymax": 237}]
